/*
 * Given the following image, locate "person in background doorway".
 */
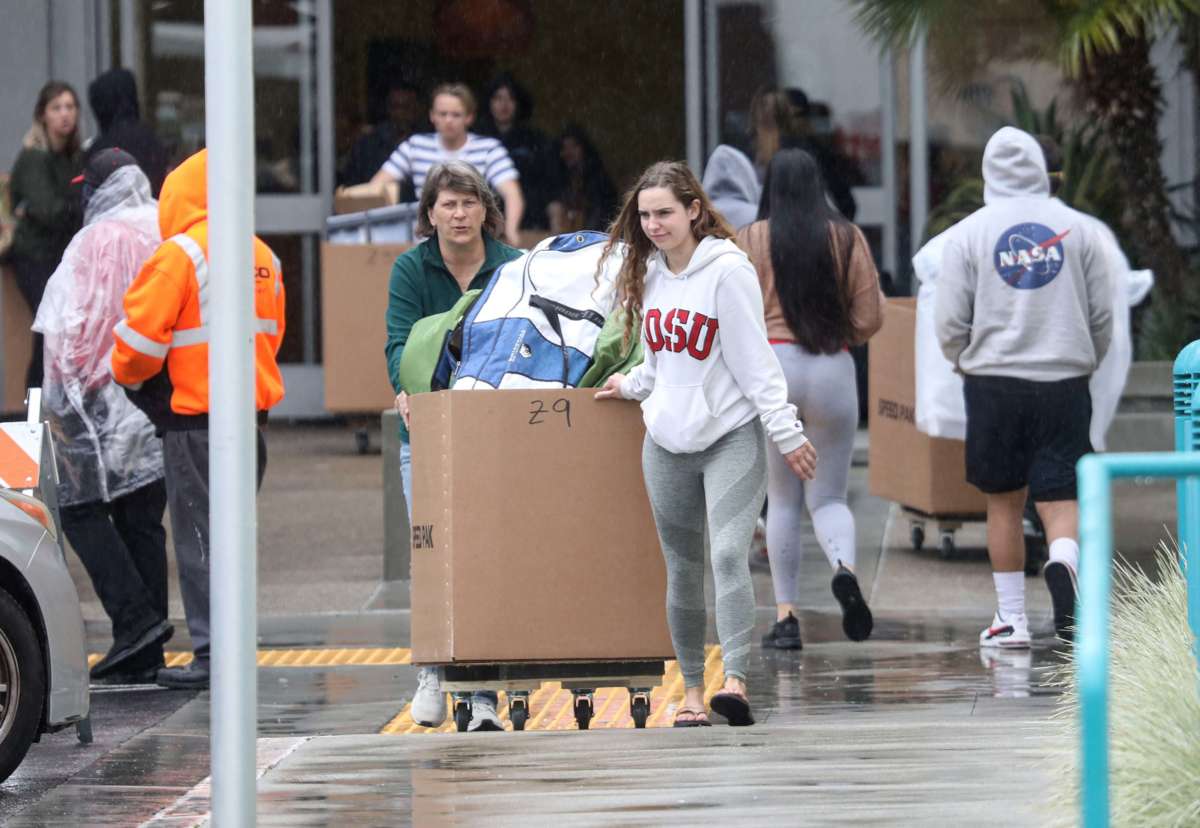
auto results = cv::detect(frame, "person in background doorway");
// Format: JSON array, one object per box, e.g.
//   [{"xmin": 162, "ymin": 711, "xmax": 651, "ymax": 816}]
[
  {"xmin": 386, "ymin": 161, "xmax": 521, "ymax": 731},
  {"xmin": 8, "ymin": 80, "xmax": 84, "ymax": 391},
  {"xmin": 935, "ymin": 127, "xmax": 1113, "ymax": 648},
  {"xmin": 339, "ymin": 80, "xmax": 423, "ymax": 194},
  {"xmin": 547, "ymin": 124, "xmax": 617, "ymax": 233},
  {"xmin": 476, "ymin": 72, "xmax": 556, "ymax": 230},
  {"xmin": 702, "ymin": 144, "xmax": 760, "ymax": 231},
  {"xmin": 86, "ymin": 68, "xmax": 168, "ymax": 197},
  {"xmin": 595, "ymin": 161, "xmax": 817, "ymax": 727},
  {"xmin": 738, "ymin": 148, "xmax": 883, "ymax": 650},
  {"xmin": 748, "ymin": 86, "xmax": 857, "ymax": 220},
  {"xmin": 34, "ymin": 149, "xmax": 171, "ymax": 684},
  {"xmin": 111, "ymin": 148, "xmax": 287, "ymax": 690},
  {"xmin": 371, "ymin": 82, "xmax": 524, "ymax": 244}
]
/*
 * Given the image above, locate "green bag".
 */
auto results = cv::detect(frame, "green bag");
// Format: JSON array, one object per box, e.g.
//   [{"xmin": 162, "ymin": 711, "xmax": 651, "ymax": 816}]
[
  {"xmin": 578, "ymin": 307, "xmax": 644, "ymax": 388},
  {"xmin": 396, "ymin": 289, "xmax": 481, "ymax": 395}
]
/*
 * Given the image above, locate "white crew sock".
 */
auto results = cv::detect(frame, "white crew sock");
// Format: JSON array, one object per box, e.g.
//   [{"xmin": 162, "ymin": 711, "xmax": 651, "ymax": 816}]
[
  {"xmin": 993, "ymin": 571, "xmax": 1026, "ymax": 620},
  {"xmin": 1048, "ymin": 537, "xmax": 1079, "ymax": 573}
]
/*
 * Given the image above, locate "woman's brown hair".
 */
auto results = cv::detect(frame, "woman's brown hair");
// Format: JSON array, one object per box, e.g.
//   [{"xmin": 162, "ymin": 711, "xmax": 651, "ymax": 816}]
[
  {"xmin": 597, "ymin": 160, "xmax": 735, "ymax": 346},
  {"xmin": 415, "ymin": 161, "xmax": 504, "ymax": 239},
  {"xmin": 31, "ymin": 80, "xmax": 81, "ymax": 155}
]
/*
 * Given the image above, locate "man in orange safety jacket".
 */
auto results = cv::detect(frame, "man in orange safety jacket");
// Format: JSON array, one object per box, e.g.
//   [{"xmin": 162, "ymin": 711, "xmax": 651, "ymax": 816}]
[{"xmin": 111, "ymin": 148, "xmax": 286, "ymax": 690}]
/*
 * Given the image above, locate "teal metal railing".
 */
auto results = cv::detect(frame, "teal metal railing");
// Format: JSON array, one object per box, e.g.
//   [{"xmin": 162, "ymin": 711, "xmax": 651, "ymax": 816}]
[{"xmin": 1077, "ymin": 343, "xmax": 1200, "ymax": 828}]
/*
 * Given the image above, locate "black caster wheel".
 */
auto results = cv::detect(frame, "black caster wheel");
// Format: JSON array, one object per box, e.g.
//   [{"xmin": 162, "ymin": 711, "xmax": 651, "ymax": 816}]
[
  {"xmin": 1024, "ymin": 535, "xmax": 1048, "ymax": 576},
  {"xmin": 453, "ymin": 699, "xmax": 471, "ymax": 733},
  {"xmin": 510, "ymin": 697, "xmax": 529, "ymax": 731},
  {"xmin": 75, "ymin": 715, "xmax": 93, "ymax": 745},
  {"xmin": 354, "ymin": 429, "xmax": 370, "ymax": 455},
  {"xmin": 573, "ymin": 693, "xmax": 594, "ymax": 730},
  {"xmin": 911, "ymin": 524, "xmax": 925, "ymax": 551},
  {"xmin": 938, "ymin": 535, "xmax": 956, "ymax": 560},
  {"xmin": 630, "ymin": 694, "xmax": 649, "ymax": 729}
]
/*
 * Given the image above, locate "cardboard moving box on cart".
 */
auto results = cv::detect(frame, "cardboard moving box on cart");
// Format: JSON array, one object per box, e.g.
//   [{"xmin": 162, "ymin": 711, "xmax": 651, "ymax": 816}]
[
  {"xmin": 868, "ymin": 298, "xmax": 986, "ymax": 516},
  {"xmin": 319, "ymin": 242, "xmax": 409, "ymax": 412},
  {"xmin": 410, "ymin": 389, "xmax": 674, "ymax": 664}
]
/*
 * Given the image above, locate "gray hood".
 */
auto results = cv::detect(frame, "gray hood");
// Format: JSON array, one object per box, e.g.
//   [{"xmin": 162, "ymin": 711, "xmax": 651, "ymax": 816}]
[
  {"xmin": 982, "ymin": 127, "xmax": 1049, "ymax": 204},
  {"xmin": 702, "ymin": 145, "xmax": 761, "ymax": 229}
]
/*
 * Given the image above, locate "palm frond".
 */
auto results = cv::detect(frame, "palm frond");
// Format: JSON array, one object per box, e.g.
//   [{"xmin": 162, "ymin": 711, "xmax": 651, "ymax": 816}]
[{"xmin": 1058, "ymin": 0, "xmax": 1200, "ymax": 74}]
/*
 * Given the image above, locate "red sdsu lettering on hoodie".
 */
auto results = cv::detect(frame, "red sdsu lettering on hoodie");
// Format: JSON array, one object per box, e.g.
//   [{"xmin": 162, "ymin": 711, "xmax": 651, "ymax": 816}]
[{"xmin": 618, "ymin": 235, "xmax": 807, "ymax": 455}]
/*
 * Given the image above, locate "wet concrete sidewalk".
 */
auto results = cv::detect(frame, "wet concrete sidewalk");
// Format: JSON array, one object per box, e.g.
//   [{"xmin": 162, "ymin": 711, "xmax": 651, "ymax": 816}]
[{"xmin": 4, "ymin": 423, "xmax": 1177, "ymax": 825}]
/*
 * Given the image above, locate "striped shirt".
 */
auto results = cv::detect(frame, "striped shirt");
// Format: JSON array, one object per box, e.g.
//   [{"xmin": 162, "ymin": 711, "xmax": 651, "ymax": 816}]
[{"xmin": 380, "ymin": 132, "xmax": 519, "ymax": 197}]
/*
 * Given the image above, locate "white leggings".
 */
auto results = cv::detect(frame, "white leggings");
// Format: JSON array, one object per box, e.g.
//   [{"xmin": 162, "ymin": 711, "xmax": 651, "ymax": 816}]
[{"xmin": 766, "ymin": 344, "xmax": 858, "ymax": 606}]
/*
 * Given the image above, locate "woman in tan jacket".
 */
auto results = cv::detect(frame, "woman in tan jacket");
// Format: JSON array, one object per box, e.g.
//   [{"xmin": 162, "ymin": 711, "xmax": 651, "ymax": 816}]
[{"xmin": 737, "ymin": 148, "xmax": 884, "ymax": 650}]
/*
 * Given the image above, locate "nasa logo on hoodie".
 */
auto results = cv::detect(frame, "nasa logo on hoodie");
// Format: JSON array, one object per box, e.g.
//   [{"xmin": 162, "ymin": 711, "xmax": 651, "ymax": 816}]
[{"xmin": 992, "ymin": 222, "xmax": 1070, "ymax": 289}]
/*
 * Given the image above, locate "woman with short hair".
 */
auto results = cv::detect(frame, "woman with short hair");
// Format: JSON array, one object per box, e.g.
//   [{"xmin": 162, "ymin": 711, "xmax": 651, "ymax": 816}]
[{"xmin": 385, "ymin": 160, "xmax": 521, "ymax": 731}]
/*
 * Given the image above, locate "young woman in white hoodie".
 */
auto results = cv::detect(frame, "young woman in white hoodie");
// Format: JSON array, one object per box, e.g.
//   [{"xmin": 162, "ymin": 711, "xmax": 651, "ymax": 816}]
[{"xmin": 595, "ymin": 161, "xmax": 818, "ymax": 727}]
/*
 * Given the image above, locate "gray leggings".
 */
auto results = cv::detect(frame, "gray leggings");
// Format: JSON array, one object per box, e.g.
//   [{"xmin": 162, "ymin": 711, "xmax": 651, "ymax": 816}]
[
  {"xmin": 766, "ymin": 345, "xmax": 859, "ymax": 606},
  {"xmin": 642, "ymin": 419, "xmax": 767, "ymax": 687}
]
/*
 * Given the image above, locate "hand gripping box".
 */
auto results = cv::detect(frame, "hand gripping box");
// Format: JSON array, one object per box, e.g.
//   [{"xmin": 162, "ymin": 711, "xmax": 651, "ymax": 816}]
[
  {"xmin": 409, "ymin": 389, "xmax": 675, "ymax": 664},
  {"xmin": 867, "ymin": 298, "xmax": 986, "ymax": 516}
]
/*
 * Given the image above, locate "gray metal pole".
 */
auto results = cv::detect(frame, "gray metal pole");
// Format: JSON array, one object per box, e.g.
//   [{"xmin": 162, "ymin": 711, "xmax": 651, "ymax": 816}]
[
  {"xmin": 204, "ymin": 0, "xmax": 257, "ymax": 824},
  {"xmin": 908, "ymin": 31, "xmax": 929, "ymax": 261},
  {"xmin": 684, "ymin": 0, "xmax": 703, "ymax": 172},
  {"xmin": 880, "ymin": 47, "xmax": 898, "ymax": 277}
]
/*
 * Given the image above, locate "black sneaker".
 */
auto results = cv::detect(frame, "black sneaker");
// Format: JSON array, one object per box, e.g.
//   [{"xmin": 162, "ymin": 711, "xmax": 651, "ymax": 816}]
[
  {"xmin": 157, "ymin": 661, "xmax": 210, "ymax": 690},
  {"xmin": 832, "ymin": 564, "xmax": 874, "ymax": 642},
  {"xmin": 94, "ymin": 662, "xmax": 163, "ymax": 686},
  {"xmin": 762, "ymin": 612, "xmax": 802, "ymax": 650},
  {"xmin": 1044, "ymin": 560, "xmax": 1078, "ymax": 642},
  {"xmin": 90, "ymin": 619, "xmax": 174, "ymax": 679}
]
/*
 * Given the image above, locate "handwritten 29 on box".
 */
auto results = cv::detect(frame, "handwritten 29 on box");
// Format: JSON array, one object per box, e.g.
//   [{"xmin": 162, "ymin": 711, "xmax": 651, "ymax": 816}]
[{"xmin": 409, "ymin": 388, "xmax": 675, "ymax": 664}]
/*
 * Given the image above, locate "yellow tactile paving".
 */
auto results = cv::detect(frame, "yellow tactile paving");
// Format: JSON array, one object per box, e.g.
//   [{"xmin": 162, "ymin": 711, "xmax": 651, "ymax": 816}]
[
  {"xmin": 87, "ymin": 647, "xmax": 413, "ymax": 669},
  {"xmin": 380, "ymin": 646, "xmax": 725, "ymax": 733}
]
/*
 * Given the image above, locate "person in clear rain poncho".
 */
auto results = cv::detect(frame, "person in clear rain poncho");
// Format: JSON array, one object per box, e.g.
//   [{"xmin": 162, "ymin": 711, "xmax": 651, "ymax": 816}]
[{"xmin": 33, "ymin": 149, "xmax": 173, "ymax": 684}]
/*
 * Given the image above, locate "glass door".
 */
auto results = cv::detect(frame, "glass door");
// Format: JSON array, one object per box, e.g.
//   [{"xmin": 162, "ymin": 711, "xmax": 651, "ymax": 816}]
[{"xmin": 121, "ymin": 0, "xmax": 333, "ymax": 415}]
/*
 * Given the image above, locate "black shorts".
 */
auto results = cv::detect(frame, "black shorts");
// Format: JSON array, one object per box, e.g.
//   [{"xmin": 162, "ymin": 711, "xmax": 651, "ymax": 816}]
[{"xmin": 963, "ymin": 374, "xmax": 1093, "ymax": 502}]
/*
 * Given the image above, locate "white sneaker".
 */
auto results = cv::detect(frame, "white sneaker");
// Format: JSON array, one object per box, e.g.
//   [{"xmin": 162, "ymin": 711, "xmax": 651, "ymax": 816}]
[
  {"xmin": 411, "ymin": 667, "xmax": 447, "ymax": 727},
  {"xmin": 979, "ymin": 611, "xmax": 1031, "ymax": 649},
  {"xmin": 467, "ymin": 697, "xmax": 504, "ymax": 732}
]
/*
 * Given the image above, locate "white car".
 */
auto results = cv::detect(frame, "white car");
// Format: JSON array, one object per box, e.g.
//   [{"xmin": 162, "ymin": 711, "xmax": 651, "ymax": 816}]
[{"xmin": 0, "ymin": 393, "xmax": 90, "ymax": 782}]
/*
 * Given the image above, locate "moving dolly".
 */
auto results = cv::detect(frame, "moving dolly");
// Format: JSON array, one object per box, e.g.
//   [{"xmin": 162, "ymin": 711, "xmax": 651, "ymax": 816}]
[
  {"xmin": 902, "ymin": 504, "xmax": 1048, "ymax": 576},
  {"xmin": 440, "ymin": 659, "xmax": 667, "ymax": 731}
]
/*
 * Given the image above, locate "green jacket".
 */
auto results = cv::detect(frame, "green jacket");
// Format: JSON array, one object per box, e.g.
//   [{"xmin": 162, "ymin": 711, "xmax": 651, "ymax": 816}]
[
  {"xmin": 9, "ymin": 144, "xmax": 82, "ymax": 264},
  {"xmin": 385, "ymin": 233, "xmax": 520, "ymax": 441}
]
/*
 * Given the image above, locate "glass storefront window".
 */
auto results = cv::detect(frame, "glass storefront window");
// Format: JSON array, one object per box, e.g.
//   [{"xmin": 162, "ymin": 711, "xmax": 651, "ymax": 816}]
[{"xmin": 140, "ymin": 0, "xmax": 320, "ymax": 194}]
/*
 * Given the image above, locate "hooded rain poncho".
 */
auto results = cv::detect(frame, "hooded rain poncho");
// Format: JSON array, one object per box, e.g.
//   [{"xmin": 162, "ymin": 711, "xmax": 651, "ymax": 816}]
[{"xmin": 33, "ymin": 164, "xmax": 164, "ymax": 506}]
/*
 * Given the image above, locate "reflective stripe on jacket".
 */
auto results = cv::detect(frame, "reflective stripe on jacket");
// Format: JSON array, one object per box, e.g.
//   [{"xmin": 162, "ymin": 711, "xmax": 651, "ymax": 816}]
[{"xmin": 111, "ymin": 148, "xmax": 286, "ymax": 416}]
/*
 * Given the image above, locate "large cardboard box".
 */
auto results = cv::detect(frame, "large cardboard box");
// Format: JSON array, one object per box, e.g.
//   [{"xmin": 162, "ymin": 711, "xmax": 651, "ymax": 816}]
[
  {"xmin": 1, "ymin": 266, "xmax": 32, "ymax": 413},
  {"xmin": 333, "ymin": 180, "xmax": 399, "ymax": 214},
  {"xmin": 319, "ymin": 242, "xmax": 409, "ymax": 412},
  {"xmin": 868, "ymin": 298, "xmax": 986, "ymax": 515},
  {"xmin": 409, "ymin": 389, "xmax": 674, "ymax": 664}
]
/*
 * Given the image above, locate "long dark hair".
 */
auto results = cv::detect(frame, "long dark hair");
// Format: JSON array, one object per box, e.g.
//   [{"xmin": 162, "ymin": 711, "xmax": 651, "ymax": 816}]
[
  {"xmin": 757, "ymin": 148, "xmax": 855, "ymax": 354},
  {"xmin": 599, "ymin": 161, "xmax": 734, "ymax": 346}
]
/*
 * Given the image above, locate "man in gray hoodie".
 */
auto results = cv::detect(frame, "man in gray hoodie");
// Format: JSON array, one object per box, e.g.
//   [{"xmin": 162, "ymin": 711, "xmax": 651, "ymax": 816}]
[{"xmin": 935, "ymin": 126, "xmax": 1113, "ymax": 648}]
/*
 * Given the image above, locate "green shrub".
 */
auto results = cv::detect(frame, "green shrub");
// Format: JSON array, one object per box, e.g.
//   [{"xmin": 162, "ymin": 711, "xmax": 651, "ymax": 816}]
[{"xmin": 1048, "ymin": 545, "xmax": 1200, "ymax": 826}]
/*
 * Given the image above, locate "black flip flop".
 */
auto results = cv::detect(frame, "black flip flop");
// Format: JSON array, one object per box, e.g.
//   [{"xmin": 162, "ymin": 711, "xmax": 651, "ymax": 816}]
[
  {"xmin": 672, "ymin": 706, "xmax": 712, "ymax": 728},
  {"xmin": 832, "ymin": 565, "xmax": 874, "ymax": 642},
  {"xmin": 709, "ymin": 691, "xmax": 755, "ymax": 726}
]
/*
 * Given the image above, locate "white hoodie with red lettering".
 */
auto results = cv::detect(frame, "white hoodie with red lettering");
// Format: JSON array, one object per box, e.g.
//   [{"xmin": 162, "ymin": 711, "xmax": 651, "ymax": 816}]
[{"xmin": 618, "ymin": 235, "xmax": 808, "ymax": 455}]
